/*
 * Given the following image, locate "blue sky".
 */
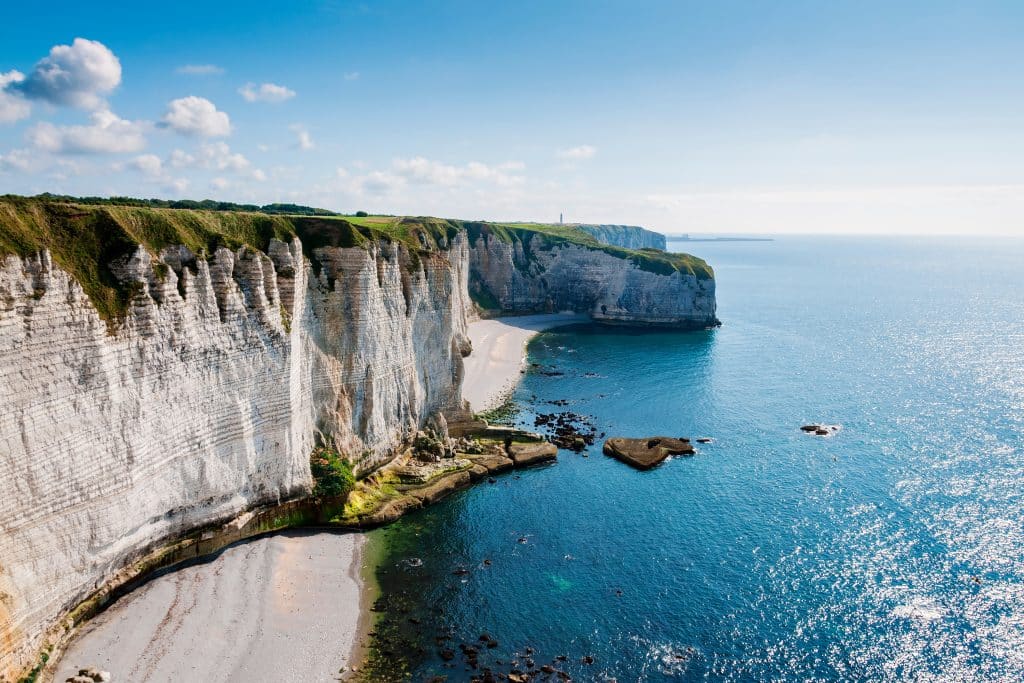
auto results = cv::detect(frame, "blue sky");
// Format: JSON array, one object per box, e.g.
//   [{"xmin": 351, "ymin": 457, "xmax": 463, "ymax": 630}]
[{"xmin": 0, "ymin": 0, "xmax": 1021, "ymax": 234}]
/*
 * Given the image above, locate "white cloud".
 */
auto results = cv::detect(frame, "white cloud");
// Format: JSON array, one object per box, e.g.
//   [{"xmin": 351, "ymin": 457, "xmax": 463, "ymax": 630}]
[
  {"xmin": 360, "ymin": 170, "xmax": 404, "ymax": 195},
  {"xmin": 0, "ymin": 148, "xmax": 32, "ymax": 172},
  {"xmin": 168, "ymin": 142, "xmax": 265, "ymax": 181},
  {"xmin": 162, "ymin": 96, "xmax": 231, "ymax": 137},
  {"xmin": 290, "ymin": 124, "xmax": 314, "ymax": 150},
  {"xmin": 211, "ymin": 177, "xmax": 229, "ymax": 190},
  {"xmin": 324, "ymin": 156, "xmax": 527, "ymax": 200},
  {"xmin": 168, "ymin": 148, "xmax": 196, "ymax": 168},
  {"xmin": 27, "ymin": 109, "xmax": 147, "ymax": 154},
  {"xmin": 391, "ymin": 156, "xmax": 524, "ymax": 187},
  {"xmin": 16, "ymin": 38, "xmax": 121, "ymax": 110},
  {"xmin": 48, "ymin": 158, "xmax": 87, "ymax": 181},
  {"xmin": 343, "ymin": 71, "xmax": 360, "ymax": 81},
  {"xmin": 129, "ymin": 153, "xmax": 162, "ymax": 176},
  {"xmin": 556, "ymin": 144, "xmax": 597, "ymax": 161},
  {"xmin": 0, "ymin": 71, "xmax": 31, "ymax": 124},
  {"xmin": 164, "ymin": 177, "xmax": 190, "ymax": 193},
  {"xmin": 239, "ymin": 82, "xmax": 295, "ymax": 103},
  {"xmin": 176, "ymin": 64, "xmax": 224, "ymax": 76},
  {"xmin": 195, "ymin": 141, "xmax": 250, "ymax": 171}
]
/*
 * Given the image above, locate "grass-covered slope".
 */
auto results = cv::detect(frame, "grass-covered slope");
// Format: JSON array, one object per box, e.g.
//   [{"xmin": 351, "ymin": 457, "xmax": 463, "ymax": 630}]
[{"xmin": 0, "ymin": 195, "xmax": 713, "ymax": 326}]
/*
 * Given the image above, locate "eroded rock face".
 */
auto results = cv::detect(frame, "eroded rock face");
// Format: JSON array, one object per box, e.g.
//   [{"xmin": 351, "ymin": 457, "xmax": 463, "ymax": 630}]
[
  {"xmin": 577, "ymin": 224, "xmax": 666, "ymax": 250},
  {"xmin": 602, "ymin": 436, "xmax": 695, "ymax": 469},
  {"xmin": 0, "ymin": 235, "xmax": 471, "ymax": 680},
  {"xmin": 468, "ymin": 234, "xmax": 717, "ymax": 327}
]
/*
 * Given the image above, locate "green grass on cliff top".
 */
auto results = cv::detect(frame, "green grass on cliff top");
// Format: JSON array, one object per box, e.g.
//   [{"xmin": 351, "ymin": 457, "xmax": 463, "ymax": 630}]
[{"xmin": 0, "ymin": 195, "xmax": 711, "ymax": 325}]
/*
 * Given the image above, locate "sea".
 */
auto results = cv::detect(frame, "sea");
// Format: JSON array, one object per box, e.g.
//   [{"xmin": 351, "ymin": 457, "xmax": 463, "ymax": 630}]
[{"xmin": 363, "ymin": 236, "xmax": 1024, "ymax": 682}]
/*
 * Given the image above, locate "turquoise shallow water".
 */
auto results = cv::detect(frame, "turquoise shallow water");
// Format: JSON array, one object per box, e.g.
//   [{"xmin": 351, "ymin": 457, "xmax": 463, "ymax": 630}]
[{"xmin": 368, "ymin": 236, "xmax": 1024, "ymax": 681}]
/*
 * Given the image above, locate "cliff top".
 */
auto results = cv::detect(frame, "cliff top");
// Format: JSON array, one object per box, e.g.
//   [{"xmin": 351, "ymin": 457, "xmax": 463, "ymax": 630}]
[{"xmin": 0, "ymin": 195, "xmax": 712, "ymax": 323}]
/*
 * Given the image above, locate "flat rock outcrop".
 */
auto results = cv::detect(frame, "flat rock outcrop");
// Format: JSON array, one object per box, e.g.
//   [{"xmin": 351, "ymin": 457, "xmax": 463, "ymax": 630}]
[
  {"xmin": 507, "ymin": 441, "xmax": 558, "ymax": 467},
  {"xmin": 602, "ymin": 436, "xmax": 695, "ymax": 470}
]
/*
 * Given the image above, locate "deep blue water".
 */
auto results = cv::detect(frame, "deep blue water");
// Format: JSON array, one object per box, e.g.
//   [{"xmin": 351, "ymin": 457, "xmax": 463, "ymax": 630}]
[{"xmin": 367, "ymin": 236, "xmax": 1024, "ymax": 682}]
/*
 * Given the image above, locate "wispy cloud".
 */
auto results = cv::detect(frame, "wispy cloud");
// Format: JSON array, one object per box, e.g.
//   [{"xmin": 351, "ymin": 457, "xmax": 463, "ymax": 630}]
[
  {"xmin": 392, "ymin": 156, "xmax": 524, "ymax": 188},
  {"xmin": 239, "ymin": 82, "xmax": 296, "ymax": 103},
  {"xmin": 0, "ymin": 71, "xmax": 30, "ymax": 124},
  {"xmin": 176, "ymin": 64, "xmax": 224, "ymax": 76},
  {"xmin": 27, "ymin": 109, "xmax": 147, "ymax": 154},
  {"xmin": 290, "ymin": 124, "xmax": 314, "ymax": 150},
  {"xmin": 556, "ymin": 145, "xmax": 596, "ymax": 161}
]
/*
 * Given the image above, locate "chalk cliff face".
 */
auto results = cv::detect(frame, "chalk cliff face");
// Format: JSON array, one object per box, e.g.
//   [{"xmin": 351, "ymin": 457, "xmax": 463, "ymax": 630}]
[
  {"xmin": 0, "ymin": 234, "xmax": 470, "ymax": 680},
  {"xmin": 0, "ymin": 205, "xmax": 715, "ymax": 680},
  {"xmin": 577, "ymin": 224, "xmax": 667, "ymax": 250},
  {"xmin": 468, "ymin": 233, "xmax": 717, "ymax": 327}
]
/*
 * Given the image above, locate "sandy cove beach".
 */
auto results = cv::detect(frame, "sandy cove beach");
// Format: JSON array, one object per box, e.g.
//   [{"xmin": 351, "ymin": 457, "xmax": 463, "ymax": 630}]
[
  {"xmin": 51, "ymin": 313, "xmax": 582, "ymax": 682},
  {"xmin": 462, "ymin": 313, "xmax": 589, "ymax": 411},
  {"xmin": 54, "ymin": 531, "xmax": 366, "ymax": 682}
]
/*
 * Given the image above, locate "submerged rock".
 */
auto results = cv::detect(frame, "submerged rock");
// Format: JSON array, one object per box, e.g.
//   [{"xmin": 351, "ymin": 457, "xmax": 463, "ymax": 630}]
[{"xmin": 602, "ymin": 436, "xmax": 695, "ymax": 469}]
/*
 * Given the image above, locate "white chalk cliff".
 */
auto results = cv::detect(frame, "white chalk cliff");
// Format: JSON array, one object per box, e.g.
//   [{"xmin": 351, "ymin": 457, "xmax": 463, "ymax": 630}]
[
  {"xmin": 469, "ymin": 232, "xmax": 717, "ymax": 326},
  {"xmin": 0, "ymin": 209, "xmax": 712, "ymax": 680}
]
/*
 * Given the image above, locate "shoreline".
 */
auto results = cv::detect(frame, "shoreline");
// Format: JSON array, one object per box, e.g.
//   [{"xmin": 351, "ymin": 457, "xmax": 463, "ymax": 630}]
[{"xmin": 463, "ymin": 313, "xmax": 589, "ymax": 411}]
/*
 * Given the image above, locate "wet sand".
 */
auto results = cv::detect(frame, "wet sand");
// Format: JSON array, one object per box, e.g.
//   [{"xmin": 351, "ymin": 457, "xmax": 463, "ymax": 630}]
[
  {"xmin": 54, "ymin": 531, "xmax": 365, "ymax": 682},
  {"xmin": 462, "ymin": 313, "xmax": 588, "ymax": 411}
]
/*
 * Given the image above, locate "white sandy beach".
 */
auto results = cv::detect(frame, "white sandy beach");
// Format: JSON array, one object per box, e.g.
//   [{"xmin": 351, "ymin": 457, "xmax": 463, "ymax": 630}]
[
  {"xmin": 54, "ymin": 531, "xmax": 365, "ymax": 683},
  {"xmin": 462, "ymin": 313, "xmax": 589, "ymax": 411}
]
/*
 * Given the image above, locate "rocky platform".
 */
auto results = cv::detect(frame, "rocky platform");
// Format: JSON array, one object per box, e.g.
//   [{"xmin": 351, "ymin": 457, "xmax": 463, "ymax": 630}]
[
  {"xmin": 339, "ymin": 428, "xmax": 556, "ymax": 528},
  {"xmin": 602, "ymin": 436, "xmax": 695, "ymax": 470}
]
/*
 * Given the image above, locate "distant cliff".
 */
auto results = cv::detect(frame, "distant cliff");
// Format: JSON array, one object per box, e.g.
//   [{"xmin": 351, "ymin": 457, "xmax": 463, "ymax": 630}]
[
  {"xmin": 0, "ymin": 198, "xmax": 715, "ymax": 680},
  {"xmin": 577, "ymin": 223, "xmax": 667, "ymax": 250},
  {"xmin": 467, "ymin": 223, "xmax": 717, "ymax": 327}
]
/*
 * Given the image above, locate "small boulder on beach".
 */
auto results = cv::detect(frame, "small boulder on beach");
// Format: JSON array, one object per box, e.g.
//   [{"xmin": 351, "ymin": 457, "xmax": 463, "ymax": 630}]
[{"xmin": 602, "ymin": 436, "xmax": 695, "ymax": 470}]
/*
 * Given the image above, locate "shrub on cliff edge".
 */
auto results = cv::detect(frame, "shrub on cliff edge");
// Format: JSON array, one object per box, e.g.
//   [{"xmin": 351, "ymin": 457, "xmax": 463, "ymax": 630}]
[{"xmin": 310, "ymin": 448, "xmax": 355, "ymax": 499}]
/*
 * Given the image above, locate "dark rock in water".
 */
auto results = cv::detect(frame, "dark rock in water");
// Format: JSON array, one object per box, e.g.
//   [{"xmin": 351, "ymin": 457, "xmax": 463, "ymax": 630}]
[
  {"xmin": 802, "ymin": 423, "xmax": 841, "ymax": 437},
  {"xmin": 602, "ymin": 436, "xmax": 695, "ymax": 469},
  {"xmin": 440, "ymin": 648, "xmax": 456, "ymax": 661},
  {"xmin": 581, "ymin": 655, "xmax": 595, "ymax": 665},
  {"xmin": 696, "ymin": 437, "xmax": 713, "ymax": 444}
]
